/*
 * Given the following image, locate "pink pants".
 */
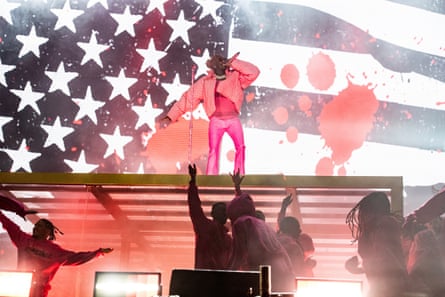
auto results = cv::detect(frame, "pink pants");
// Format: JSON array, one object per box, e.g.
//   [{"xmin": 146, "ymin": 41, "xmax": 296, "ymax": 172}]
[{"xmin": 206, "ymin": 116, "xmax": 245, "ymax": 175}]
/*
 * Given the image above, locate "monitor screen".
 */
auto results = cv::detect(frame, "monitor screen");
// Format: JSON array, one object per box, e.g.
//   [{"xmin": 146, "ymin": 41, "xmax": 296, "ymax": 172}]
[
  {"xmin": 93, "ymin": 271, "xmax": 161, "ymax": 297},
  {"xmin": 295, "ymin": 277, "xmax": 362, "ymax": 297},
  {"xmin": 0, "ymin": 271, "xmax": 33, "ymax": 297}
]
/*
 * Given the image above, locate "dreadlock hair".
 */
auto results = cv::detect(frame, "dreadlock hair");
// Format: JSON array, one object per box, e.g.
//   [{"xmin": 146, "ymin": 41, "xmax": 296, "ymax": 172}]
[
  {"xmin": 346, "ymin": 192, "xmax": 393, "ymax": 242},
  {"xmin": 38, "ymin": 219, "xmax": 64, "ymax": 240}
]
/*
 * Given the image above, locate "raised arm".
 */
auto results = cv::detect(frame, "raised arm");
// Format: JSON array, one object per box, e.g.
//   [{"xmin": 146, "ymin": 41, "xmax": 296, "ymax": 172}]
[
  {"xmin": 187, "ymin": 164, "xmax": 209, "ymax": 230},
  {"xmin": 278, "ymin": 194, "xmax": 293, "ymax": 224},
  {"xmin": 230, "ymin": 169, "xmax": 244, "ymax": 196},
  {"xmin": 412, "ymin": 188, "xmax": 445, "ymax": 224}
]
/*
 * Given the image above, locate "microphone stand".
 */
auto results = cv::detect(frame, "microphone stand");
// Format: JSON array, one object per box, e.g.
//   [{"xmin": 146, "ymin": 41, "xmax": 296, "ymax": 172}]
[{"xmin": 188, "ymin": 65, "xmax": 196, "ymax": 164}]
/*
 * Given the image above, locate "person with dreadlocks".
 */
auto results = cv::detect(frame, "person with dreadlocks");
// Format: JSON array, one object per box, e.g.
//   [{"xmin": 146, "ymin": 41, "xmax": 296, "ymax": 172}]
[
  {"xmin": 345, "ymin": 191, "xmax": 408, "ymax": 297},
  {"xmin": 0, "ymin": 208, "xmax": 113, "ymax": 297}
]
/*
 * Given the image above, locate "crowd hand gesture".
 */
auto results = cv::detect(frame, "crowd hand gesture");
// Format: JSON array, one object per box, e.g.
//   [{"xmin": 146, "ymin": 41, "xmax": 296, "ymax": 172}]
[
  {"xmin": 230, "ymin": 169, "xmax": 244, "ymax": 195},
  {"xmin": 281, "ymin": 194, "xmax": 293, "ymax": 210},
  {"xmin": 230, "ymin": 169, "xmax": 244, "ymax": 186},
  {"xmin": 189, "ymin": 164, "xmax": 197, "ymax": 184},
  {"xmin": 100, "ymin": 248, "xmax": 113, "ymax": 254}
]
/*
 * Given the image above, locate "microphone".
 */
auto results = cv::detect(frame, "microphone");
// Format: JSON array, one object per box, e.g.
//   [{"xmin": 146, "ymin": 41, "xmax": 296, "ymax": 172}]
[{"xmin": 226, "ymin": 52, "xmax": 240, "ymax": 65}]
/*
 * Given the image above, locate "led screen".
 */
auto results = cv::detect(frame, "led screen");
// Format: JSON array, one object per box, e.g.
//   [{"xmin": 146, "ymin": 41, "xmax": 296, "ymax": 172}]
[
  {"xmin": 0, "ymin": 0, "xmax": 444, "ymax": 187},
  {"xmin": 93, "ymin": 271, "xmax": 161, "ymax": 297}
]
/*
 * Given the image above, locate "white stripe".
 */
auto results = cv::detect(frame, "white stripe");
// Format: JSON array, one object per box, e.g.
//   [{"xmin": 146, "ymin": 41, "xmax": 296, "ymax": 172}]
[
  {"xmin": 229, "ymin": 38, "xmax": 445, "ymax": 111},
  {"xmin": 249, "ymin": 0, "xmax": 445, "ymax": 57},
  {"xmin": 217, "ymin": 127, "xmax": 445, "ymax": 186}
]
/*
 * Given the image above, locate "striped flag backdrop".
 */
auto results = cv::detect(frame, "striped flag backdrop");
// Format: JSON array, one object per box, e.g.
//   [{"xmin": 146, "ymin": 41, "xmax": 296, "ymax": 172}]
[{"xmin": 0, "ymin": 0, "xmax": 444, "ymax": 186}]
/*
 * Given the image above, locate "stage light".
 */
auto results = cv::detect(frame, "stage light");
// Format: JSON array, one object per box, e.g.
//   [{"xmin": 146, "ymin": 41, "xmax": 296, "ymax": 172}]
[
  {"xmin": 0, "ymin": 271, "xmax": 33, "ymax": 297},
  {"xmin": 295, "ymin": 277, "xmax": 363, "ymax": 297},
  {"xmin": 93, "ymin": 271, "xmax": 161, "ymax": 297}
]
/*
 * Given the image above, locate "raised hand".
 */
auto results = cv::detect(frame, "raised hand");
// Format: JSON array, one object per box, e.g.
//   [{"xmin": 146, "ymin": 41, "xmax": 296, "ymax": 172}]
[
  {"xmin": 100, "ymin": 248, "xmax": 114, "ymax": 254},
  {"xmin": 189, "ymin": 163, "xmax": 197, "ymax": 184},
  {"xmin": 230, "ymin": 169, "xmax": 244, "ymax": 195},
  {"xmin": 281, "ymin": 194, "xmax": 293, "ymax": 210}
]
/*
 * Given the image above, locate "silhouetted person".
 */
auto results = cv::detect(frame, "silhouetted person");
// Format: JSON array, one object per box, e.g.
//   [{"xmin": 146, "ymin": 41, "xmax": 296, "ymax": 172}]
[
  {"xmin": 402, "ymin": 189, "xmax": 445, "ymax": 297},
  {"xmin": 405, "ymin": 228, "xmax": 445, "ymax": 297},
  {"xmin": 277, "ymin": 193, "xmax": 316, "ymax": 276},
  {"xmin": 161, "ymin": 53, "xmax": 260, "ymax": 175},
  {"xmin": 0, "ymin": 203, "xmax": 113, "ymax": 297},
  {"xmin": 187, "ymin": 164, "xmax": 232, "ymax": 269},
  {"xmin": 345, "ymin": 192, "xmax": 407, "ymax": 297},
  {"xmin": 227, "ymin": 171, "xmax": 294, "ymax": 292},
  {"xmin": 276, "ymin": 216, "xmax": 306, "ymax": 277}
]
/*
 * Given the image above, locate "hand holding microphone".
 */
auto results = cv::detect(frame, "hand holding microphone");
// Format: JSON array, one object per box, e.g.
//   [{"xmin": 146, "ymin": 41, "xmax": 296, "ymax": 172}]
[{"xmin": 224, "ymin": 52, "xmax": 240, "ymax": 67}]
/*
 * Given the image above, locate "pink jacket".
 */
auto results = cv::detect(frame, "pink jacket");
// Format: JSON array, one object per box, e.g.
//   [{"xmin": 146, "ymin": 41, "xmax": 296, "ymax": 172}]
[{"xmin": 167, "ymin": 58, "xmax": 260, "ymax": 121}]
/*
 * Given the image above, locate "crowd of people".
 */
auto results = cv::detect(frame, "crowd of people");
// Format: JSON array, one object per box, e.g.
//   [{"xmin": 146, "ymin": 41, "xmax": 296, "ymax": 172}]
[
  {"xmin": 187, "ymin": 164, "xmax": 445, "ymax": 297},
  {"xmin": 345, "ymin": 190, "xmax": 445, "ymax": 297},
  {"xmin": 1, "ymin": 50, "xmax": 444, "ymax": 297},
  {"xmin": 1, "ymin": 168, "xmax": 445, "ymax": 297}
]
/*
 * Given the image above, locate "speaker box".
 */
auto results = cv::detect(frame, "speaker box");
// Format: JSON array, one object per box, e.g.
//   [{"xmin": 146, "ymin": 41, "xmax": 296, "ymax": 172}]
[{"xmin": 169, "ymin": 269, "xmax": 260, "ymax": 297}]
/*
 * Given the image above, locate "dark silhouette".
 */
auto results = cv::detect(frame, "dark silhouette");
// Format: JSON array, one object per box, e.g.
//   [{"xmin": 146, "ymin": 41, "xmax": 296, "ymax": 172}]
[
  {"xmin": 277, "ymin": 193, "xmax": 316, "ymax": 277},
  {"xmin": 226, "ymin": 171, "xmax": 294, "ymax": 293},
  {"xmin": 345, "ymin": 191, "xmax": 407, "ymax": 297},
  {"xmin": 187, "ymin": 164, "xmax": 232, "ymax": 269},
  {"xmin": 0, "ymin": 197, "xmax": 113, "ymax": 297}
]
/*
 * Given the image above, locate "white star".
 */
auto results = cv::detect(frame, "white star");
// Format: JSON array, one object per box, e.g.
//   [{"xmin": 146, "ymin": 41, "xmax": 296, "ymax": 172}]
[
  {"xmin": 51, "ymin": 0, "xmax": 83, "ymax": 32},
  {"xmin": 194, "ymin": 0, "xmax": 223, "ymax": 22},
  {"xmin": 0, "ymin": 58, "xmax": 15, "ymax": 86},
  {"xmin": 41, "ymin": 116, "xmax": 75, "ymax": 151},
  {"xmin": 72, "ymin": 86, "xmax": 106, "ymax": 124},
  {"xmin": 0, "ymin": 0, "xmax": 20, "ymax": 24},
  {"xmin": 132, "ymin": 95, "xmax": 163, "ymax": 131},
  {"xmin": 16, "ymin": 25, "xmax": 49, "ymax": 58},
  {"xmin": 110, "ymin": 6, "xmax": 142, "ymax": 36},
  {"xmin": 191, "ymin": 48, "xmax": 211, "ymax": 78},
  {"xmin": 136, "ymin": 39, "xmax": 167, "ymax": 73},
  {"xmin": 0, "ymin": 116, "xmax": 13, "ymax": 142},
  {"xmin": 146, "ymin": 0, "xmax": 167, "ymax": 15},
  {"xmin": 0, "ymin": 140, "xmax": 41, "ymax": 172},
  {"xmin": 45, "ymin": 62, "xmax": 78, "ymax": 95},
  {"xmin": 166, "ymin": 10, "xmax": 195, "ymax": 44},
  {"xmin": 100, "ymin": 126, "xmax": 133, "ymax": 160},
  {"xmin": 86, "ymin": 0, "xmax": 108, "ymax": 10},
  {"xmin": 77, "ymin": 33, "xmax": 109, "ymax": 67},
  {"xmin": 10, "ymin": 82, "xmax": 45, "ymax": 114},
  {"xmin": 162, "ymin": 73, "xmax": 191, "ymax": 106},
  {"xmin": 105, "ymin": 69, "xmax": 138, "ymax": 100},
  {"xmin": 65, "ymin": 150, "xmax": 98, "ymax": 173}
]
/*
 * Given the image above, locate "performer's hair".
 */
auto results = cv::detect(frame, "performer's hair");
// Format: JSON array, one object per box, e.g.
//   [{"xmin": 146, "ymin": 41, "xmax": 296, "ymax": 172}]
[{"xmin": 38, "ymin": 218, "xmax": 64, "ymax": 240}]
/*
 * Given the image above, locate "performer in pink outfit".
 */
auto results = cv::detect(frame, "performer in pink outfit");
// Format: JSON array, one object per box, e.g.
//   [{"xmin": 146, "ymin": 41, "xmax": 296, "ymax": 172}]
[
  {"xmin": 161, "ymin": 53, "xmax": 260, "ymax": 175},
  {"xmin": 0, "ymin": 210, "xmax": 113, "ymax": 297}
]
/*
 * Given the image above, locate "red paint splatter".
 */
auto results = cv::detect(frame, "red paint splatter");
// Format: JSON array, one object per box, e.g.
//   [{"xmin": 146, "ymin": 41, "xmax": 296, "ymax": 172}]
[
  {"xmin": 298, "ymin": 95, "xmax": 312, "ymax": 117},
  {"xmin": 315, "ymin": 157, "xmax": 334, "ymax": 176},
  {"xmin": 147, "ymin": 118, "xmax": 209, "ymax": 173},
  {"xmin": 226, "ymin": 150, "xmax": 235, "ymax": 162},
  {"xmin": 272, "ymin": 106, "xmax": 288, "ymax": 125},
  {"xmin": 318, "ymin": 82, "xmax": 379, "ymax": 165},
  {"xmin": 280, "ymin": 64, "xmax": 299, "ymax": 89},
  {"xmin": 245, "ymin": 92, "xmax": 255, "ymax": 103},
  {"xmin": 307, "ymin": 52, "xmax": 336, "ymax": 91},
  {"xmin": 286, "ymin": 126, "xmax": 298, "ymax": 143},
  {"xmin": 337, "ymin": 165, "xmax": 347, "ymax": 176}
]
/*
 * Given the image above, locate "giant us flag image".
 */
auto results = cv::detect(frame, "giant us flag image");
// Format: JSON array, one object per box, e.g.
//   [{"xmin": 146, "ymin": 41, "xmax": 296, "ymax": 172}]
[{"xmin": 0, "ymin": 0, "xmax": 444, "ymax": 186}]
